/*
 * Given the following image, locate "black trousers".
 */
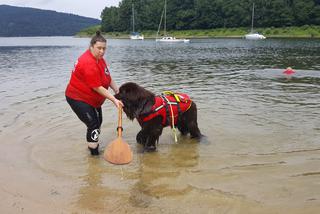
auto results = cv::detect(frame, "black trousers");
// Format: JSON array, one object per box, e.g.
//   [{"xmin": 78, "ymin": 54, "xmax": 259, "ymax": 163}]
[{"xmin": 66, "ymin": 96, "xmax": 102, "ymax": 143}]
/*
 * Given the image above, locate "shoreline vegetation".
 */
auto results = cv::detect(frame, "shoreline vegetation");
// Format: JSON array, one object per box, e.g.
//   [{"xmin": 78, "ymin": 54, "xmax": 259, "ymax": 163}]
[{"xmin": 77, "ymin": 25, "xmax": 320, "ymax": 39}]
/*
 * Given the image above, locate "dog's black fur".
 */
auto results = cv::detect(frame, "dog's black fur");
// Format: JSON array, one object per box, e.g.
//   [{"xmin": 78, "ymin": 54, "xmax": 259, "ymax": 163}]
[{"xmin": 115, "ymin": 82, "xmax": 201, "ymax": 151}]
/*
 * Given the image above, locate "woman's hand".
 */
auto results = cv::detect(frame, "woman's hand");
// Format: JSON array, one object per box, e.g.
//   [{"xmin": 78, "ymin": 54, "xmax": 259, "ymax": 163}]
[
  {"xmin": 113, "ymin": 98, "xmax": 124, "ymax": 109},
  {"xmin": 93, "ymin": 86, "xmax": 123, "ymax": 108}
]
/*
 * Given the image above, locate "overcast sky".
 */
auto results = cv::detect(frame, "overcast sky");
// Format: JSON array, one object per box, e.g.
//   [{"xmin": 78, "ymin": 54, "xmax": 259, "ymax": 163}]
[{"xmin": 1, "ymin": 0, "xmax": 121, "ymax": 19}]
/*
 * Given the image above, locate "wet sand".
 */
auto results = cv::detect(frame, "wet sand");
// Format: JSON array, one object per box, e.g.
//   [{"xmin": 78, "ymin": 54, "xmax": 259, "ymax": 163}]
[{"xmin": 1, "ymin": 106, "xmax": 319, "ymax": 214}]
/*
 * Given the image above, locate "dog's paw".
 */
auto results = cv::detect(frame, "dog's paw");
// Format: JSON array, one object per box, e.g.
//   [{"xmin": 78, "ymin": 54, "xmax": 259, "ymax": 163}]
[
  {"xmin": 144, "ymin": 145, "xmax": 157, "ymax": 152},
  {"xmin": 136, "ymin": 131, "xmax": 145, "ymax": 145}
]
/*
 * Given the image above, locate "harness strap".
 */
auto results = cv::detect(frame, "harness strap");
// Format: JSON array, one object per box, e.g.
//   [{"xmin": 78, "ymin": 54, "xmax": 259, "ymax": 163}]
[
  {"xmin": 176, "ymin": 101, "xmax": 182, "ymax": 125},
  {"xmin": 160, "ymin": 95, "xmax": 171, "ymax": 126},
  {"xmin": 154, "ymin": 104, "xmax": 164, "ymax": 112}
]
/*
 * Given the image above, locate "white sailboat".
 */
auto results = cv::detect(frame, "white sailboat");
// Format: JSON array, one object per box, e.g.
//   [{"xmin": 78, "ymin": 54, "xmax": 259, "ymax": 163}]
[
  {"xmin": 245, "ymin": 3, "xmax": 266, "ymax": 40},
  {"xmin": 156, "ymin": 0, "xmax": 190, "ymax": 43},
  {"xmin": 130, "ymin": 3, "xmax": 144, "ymax": 40}
]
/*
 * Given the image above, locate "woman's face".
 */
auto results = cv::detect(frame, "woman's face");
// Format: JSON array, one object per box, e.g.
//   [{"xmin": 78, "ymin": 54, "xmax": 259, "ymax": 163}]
[{"xmin": 90, "ymin": 41, "xmax": 106, "ymax": 59}]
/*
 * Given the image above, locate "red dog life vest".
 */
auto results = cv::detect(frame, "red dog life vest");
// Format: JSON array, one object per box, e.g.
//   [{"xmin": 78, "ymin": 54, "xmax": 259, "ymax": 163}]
[{"xmin": 138, "ymin": 93, "xmax": 193, "ymax": 127}]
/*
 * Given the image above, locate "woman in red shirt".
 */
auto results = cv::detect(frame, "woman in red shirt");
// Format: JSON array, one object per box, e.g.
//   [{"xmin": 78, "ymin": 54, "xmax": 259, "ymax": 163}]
[{"xmin": 65, "ymin": 31, "xmax": 123, "ymax": 155}]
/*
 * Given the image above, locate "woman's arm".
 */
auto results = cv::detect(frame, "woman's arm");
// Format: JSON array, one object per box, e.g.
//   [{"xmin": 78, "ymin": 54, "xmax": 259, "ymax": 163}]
[
  {"xmin": 109, "ymin": 79, "xmax": 119, "ymax": 94},
  {"xmin": 93, "ymin": 86, "xmax": 123, "ymax": 108}
]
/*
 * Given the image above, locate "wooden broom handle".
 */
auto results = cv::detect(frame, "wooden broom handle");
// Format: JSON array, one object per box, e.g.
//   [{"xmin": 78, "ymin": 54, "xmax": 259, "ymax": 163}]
[{"xmin": 117, "ymin": 106, "xmax": 123, "ymax": 137}]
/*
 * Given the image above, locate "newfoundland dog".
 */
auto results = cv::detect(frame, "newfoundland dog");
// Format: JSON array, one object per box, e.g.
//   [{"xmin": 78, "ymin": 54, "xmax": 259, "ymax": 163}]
[{"xmin": 115, "ymin": 82, "xmax": 201, "ymax": 151}]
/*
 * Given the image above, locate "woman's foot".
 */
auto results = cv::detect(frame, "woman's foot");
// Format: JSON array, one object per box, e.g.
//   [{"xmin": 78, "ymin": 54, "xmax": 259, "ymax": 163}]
[{"xmin": 88, "ymin": 143, "xmax": 99, "ymax": 155}]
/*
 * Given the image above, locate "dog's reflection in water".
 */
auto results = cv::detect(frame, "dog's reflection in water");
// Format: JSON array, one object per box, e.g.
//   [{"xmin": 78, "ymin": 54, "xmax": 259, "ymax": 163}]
[
  {"xmin": 129, "ymin": 135, "xmax": 200, "ymax": 208},
  {"xmin": 115, "ymin": 82, "xmax": 202, "ymax": 152}
]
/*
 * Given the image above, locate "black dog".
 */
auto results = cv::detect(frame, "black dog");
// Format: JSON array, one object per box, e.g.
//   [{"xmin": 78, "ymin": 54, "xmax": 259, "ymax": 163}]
[{"xmin": 115, "ymin": 82, "xmax": 201, "ymax": 151}]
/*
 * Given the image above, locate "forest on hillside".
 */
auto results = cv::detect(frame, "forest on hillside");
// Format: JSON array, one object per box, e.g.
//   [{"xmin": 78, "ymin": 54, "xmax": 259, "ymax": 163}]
[{"xmin": 101, "ymin": 0, "xmax": 320, "ymax": 32}]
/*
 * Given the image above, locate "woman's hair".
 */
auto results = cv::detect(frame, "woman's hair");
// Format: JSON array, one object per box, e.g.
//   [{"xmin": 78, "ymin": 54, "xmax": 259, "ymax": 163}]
[{"xmin": 90, "ymin": 31, "xmax": 106, "ymax": 46}]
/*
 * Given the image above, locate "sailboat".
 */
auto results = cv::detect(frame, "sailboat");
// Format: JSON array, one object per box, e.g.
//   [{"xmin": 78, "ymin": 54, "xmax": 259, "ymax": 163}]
[
  {"xmin": 245, "ymin": 3, "xmax": 266, "ymax": 40},
  {"xmin": 130, "ymin": 3, "xmax": 144, "ymax": 40},
  {"xmin": 156, "ymin": 0, "xmax": 190, "ymax": 43}
]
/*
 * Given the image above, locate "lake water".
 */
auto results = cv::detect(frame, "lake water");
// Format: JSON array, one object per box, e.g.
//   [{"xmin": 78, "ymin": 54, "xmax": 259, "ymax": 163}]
[{"xmin": 0, "ymin": 37, "xmax": 319, "ymax": 213}]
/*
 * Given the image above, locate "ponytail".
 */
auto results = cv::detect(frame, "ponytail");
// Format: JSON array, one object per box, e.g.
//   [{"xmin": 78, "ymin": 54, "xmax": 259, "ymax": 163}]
[{"xmin": 90, "ymin": 31, "xmax": 106, "ymax": 46}]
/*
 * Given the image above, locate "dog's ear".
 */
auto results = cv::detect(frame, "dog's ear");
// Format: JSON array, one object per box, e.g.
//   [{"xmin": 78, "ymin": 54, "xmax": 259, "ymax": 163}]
[
  {"xmin": 117, "ymin": 83, "xmax": 135, "ymax": 99},
  {"xmin": 119, "ymin": 82, "xmax": 151, "ymax": 102}
]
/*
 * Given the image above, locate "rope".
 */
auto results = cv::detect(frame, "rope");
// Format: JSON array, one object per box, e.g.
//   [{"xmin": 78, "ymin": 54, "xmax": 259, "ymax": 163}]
[{"xmin": 162, "ymin": 96, "xmax": 178, "ymax": 143}]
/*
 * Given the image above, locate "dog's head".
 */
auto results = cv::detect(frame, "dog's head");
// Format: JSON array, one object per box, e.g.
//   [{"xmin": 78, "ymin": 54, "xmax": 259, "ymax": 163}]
[{"xmin": 115, "ymin": 82, "xmax": 155, "ymax": 120}]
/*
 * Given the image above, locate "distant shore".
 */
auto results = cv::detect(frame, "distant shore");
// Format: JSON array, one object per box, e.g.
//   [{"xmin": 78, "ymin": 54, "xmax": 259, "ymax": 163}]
[{"xmin": 77, "ymin": 25, "xmax": 320, "ymax": 39}]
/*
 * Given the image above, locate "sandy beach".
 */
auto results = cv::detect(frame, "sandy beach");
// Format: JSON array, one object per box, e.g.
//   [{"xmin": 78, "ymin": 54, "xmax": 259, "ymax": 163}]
[{"xmin": 1, "ymin": 102, "xmax": 319, "ymax": 213}]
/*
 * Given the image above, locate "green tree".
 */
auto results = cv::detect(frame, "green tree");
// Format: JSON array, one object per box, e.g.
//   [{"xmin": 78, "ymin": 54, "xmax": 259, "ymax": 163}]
[
  {"xmin": 193, "ymin": 0, "xmax": 224, "ymax": 29},
  {"xmin": 101, "ymin": 7, "xmax": 120, "ymax": 32},
  {"xmin": 293, "ymin": 0, "xmax": 315, "ymax": 26},
  {"xmin": 100, "ymin": 0, "xmax": 320, "ymax": 32}
]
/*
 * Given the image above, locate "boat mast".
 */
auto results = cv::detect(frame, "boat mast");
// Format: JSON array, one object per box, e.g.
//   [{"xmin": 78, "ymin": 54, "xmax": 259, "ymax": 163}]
[
  {"xmin": 132, "ymin": 3, "xmax": 135, "ymax": 33},
  {"xmin": 251, "ymin": 3, "xmax": 254, "ymax": 33},
  {"xmin": 164, "ymin": 0, "xmax": 166, "ymax": 36},
  {"xmin": 156, "ymin": 4, "xmax": 165, "ymax": 39}
]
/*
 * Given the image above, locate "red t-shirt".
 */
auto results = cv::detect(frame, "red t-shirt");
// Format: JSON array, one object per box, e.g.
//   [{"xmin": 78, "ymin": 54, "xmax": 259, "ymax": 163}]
[{"xmin": 65, "ymin": 49, "xmax": 112, "ymax": 107}]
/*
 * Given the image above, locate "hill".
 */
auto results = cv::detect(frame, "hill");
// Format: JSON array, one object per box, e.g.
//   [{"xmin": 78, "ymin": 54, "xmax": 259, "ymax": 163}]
[{"xmin": 0, "ymin": 5, "xmax": 100, "ymax": 37}]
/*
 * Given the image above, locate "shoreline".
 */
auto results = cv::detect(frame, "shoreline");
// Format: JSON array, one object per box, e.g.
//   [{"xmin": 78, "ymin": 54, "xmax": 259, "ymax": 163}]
[
  {"xmin": 77, "ymin": 25, "xmax": 320, "ymax": 39},
  {"xmin": 76, "ymin": 35, "xmax": 320, "ymax": 39},
  {"xmin": 0, "ymin": 35, "xmax": 318, "ymax": 39}
]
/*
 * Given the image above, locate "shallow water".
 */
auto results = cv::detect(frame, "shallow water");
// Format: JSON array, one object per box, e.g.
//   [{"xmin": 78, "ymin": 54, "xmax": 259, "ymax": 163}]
[{"xmin": 0, "ymin": 37, "xmax": 319, "ymax": 213}]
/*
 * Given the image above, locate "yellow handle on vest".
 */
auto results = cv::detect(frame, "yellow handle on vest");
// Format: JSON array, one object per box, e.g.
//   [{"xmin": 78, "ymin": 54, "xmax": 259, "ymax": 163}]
[{"xmin": 162, "ymin": 91, "xmax": 181, "ymax": 102}]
